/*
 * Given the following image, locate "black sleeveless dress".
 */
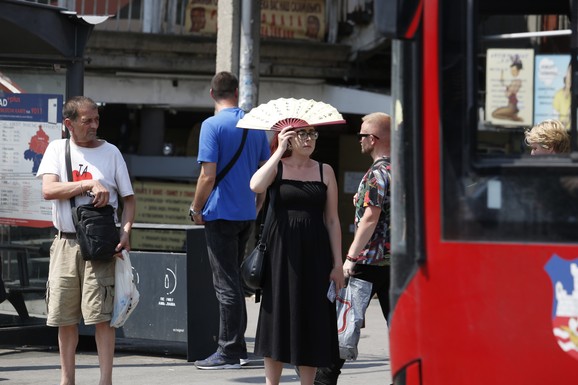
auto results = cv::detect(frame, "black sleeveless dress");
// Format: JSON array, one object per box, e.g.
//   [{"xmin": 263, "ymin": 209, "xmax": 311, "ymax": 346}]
[{"xmin": 254, "ymin": 161, "xmax": 339, "ymax": 367}]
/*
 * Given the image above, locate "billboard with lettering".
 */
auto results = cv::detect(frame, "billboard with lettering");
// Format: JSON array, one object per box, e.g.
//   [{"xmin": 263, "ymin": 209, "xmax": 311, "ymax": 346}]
[{"xmin": 0, "ymin": 93, "xmax": 63, "ymax": 228}]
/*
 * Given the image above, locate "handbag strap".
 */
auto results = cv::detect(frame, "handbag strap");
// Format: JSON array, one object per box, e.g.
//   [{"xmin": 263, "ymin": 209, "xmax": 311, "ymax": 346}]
[
  {"xmin": 257, "ymin": 197, "xmax": 273, "ymax": 244},
  {"xmin": 250, "ymin": 162, "xmax": 281, "ymax": 303},
  {"xmin": 65, "ymin": 139, "xmax": 76, "ymax": 211},
  {"xmin": 258, "ymin": 161, "xmax": 282, "ymax": 243},
  {"xmin": 214, "ymin": 128, "xmax": 248, "ymax": 188}
]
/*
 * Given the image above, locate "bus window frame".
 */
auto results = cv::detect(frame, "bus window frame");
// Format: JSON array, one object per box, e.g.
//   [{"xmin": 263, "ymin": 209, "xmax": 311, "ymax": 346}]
[
  {"xmin": 470, "ymin": 1, "xmax": 578, "ymax": 173},
  {"xmin": 437, "ymin": 0, "xmax": 578, "ymax": 244}
]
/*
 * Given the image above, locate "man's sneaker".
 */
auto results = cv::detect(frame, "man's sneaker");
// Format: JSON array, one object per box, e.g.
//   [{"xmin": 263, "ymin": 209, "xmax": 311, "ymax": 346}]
[
  {"xmin": 240, "ymin": 358, "xmax": 250, "ymax": 366},
  {"xmin": 194, "ymin": 352, "xmax": 241, "ymax": 370}
]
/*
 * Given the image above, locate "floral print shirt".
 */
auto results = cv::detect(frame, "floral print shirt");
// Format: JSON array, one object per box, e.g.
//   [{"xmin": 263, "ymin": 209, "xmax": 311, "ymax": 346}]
[{"xmin": 353, "ymin": 157, "xmax": 391, "ymax": 266}]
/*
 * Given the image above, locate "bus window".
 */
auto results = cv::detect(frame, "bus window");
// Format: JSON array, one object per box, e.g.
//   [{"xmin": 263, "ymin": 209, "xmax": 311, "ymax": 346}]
[{"xmin": 441, "ymin": 1, "xmax": 578, "ymax": 243}]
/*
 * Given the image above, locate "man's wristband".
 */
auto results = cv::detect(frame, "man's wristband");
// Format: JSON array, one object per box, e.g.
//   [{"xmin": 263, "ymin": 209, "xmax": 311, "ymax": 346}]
[
  {"xmin": 345, "ymin": 255, "xmax": 359, "ymax": 262},
  {"xmin": 189, "ymin": 208, "xmax": 201, "ymax": 217}
]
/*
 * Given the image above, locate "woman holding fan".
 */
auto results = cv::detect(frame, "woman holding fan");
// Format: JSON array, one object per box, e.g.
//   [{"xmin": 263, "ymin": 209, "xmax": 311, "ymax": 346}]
[{"xmin": 249, "ymin": 120, "xmax": 345, "ymax": 385}]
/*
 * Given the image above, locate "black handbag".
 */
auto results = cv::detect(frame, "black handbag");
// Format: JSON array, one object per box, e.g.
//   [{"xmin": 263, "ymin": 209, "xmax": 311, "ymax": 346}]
[
  {"xmin": 241, "ymin": 226, "xmax": 267, "ymax": 291},
  {"xmin": 66, "ymin": 139, "xmax": 119, "ymax": 261},
  {"xmin": 241, "ymin": 185, "xmax": 275, "ymax": 302}
]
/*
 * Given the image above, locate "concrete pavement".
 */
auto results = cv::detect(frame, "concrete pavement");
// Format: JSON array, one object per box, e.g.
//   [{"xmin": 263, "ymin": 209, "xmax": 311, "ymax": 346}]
[{"xmin": 0, "ymin": 297, "xmax": 391, "ymax": 385}]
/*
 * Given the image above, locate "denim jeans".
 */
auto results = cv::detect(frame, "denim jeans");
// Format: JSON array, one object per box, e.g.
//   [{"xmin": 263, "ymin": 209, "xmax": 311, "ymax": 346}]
[{"xmin": 204, "ymin": 219, "xmax": 253, "ymax": 360}]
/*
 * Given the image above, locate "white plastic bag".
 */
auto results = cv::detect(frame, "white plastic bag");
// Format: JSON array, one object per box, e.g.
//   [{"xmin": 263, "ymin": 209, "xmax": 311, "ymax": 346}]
[
  {"xmin": 110, "ymin": 249, "xmax": 140, "ymax": 328},
  {"xmin": 336, "ymin": 277, "xmax": 373, "ymax": 360}
]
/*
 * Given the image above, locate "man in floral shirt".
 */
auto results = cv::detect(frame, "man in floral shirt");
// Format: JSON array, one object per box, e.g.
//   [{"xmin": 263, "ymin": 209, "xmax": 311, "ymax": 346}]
[
  {"xmin": 351, "ymin": 155, "xmax": 391, "ymax": 266},
  {"xmin": 316, "ymin": 112, "xmax": 392, "ymax": 385}
]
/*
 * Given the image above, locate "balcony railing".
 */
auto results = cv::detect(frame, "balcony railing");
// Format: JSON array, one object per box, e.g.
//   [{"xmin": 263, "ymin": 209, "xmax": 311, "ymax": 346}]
[
  {"xmin": 21, "ymin": 0, "xmax": 387, "ymax": 61},
  {"xmin": 21, "ymin": 0, "xmax": 370, "ymax": 44},
  {"xmin": 24, "ymin": 0, "xmax": 189, "ymax": 34}
]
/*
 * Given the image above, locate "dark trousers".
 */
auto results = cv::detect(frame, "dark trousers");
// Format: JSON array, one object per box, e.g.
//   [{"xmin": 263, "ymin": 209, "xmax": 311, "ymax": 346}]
[
  {"xmin": 204, "ymin": 219, "xmax": 253, "ymax": 360},
  {"xmin": 315, "ymin": 264, "xmax": 391, "ymax": 385}
]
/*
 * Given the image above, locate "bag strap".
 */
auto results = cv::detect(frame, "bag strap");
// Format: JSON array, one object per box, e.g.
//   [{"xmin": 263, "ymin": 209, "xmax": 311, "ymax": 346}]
[
  {"xmin": 258, "ymin": 161, "xmax": 283, "ymax": 243},
  {"xmin": 257, "ymin": 197, "xmax": 274, "ymax": 245},
  {"xmin": 65, "ymin": 139, "xmax": 76, "ymax": 211},
  {"xmin": 214, "ymin": 128, "xmax": 248, "ymax": 188},
  {"xmin": 250, "ymin": 163, "xmax": 282, "ymax": 303}
]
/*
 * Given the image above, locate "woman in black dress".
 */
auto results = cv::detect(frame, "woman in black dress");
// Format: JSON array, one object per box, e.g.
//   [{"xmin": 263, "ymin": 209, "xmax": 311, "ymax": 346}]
[{"xmin": 250, "ymin": 126, "xmax": 345, "ymax": 385}]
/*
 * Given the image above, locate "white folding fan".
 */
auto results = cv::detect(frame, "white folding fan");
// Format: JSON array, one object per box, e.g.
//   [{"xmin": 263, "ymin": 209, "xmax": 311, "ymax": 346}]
[{"xmin": 236, "ymin": 98, "xmax": 346, "ymax": 130}]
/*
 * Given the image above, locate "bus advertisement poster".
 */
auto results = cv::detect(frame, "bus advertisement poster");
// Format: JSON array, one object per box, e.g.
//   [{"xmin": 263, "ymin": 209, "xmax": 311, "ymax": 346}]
[
  {"xmin": 485, "ymin": 48, "xmax": 534, "ymax": 127},
  {"xmin": 534, "ymin": 54, "xmax": 571, "ymax": 129}
]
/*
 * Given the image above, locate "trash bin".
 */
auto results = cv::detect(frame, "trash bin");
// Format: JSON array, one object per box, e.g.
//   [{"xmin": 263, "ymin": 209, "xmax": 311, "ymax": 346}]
[{"xmin": 113, "ymin": 227, "xmax": 219, "ymax": 361}]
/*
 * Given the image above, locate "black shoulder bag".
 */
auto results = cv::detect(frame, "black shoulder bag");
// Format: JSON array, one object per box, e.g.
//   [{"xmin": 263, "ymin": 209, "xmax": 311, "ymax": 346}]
[
  {"xmin": 240, "ymin": 162, "xmax": 280, "ymax": 302},
  {"xmin": 66, "ymin": 139, "xmax": 119, "ymax": 261},
  {"xmin": 241, "ymin": 205, "xmax": 272, "ymax": 303}
]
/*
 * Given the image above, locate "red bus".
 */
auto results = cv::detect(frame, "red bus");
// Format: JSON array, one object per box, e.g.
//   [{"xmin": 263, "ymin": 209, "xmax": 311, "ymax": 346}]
[{"xmin": 379, "ymin": 0, "xmax": 578, "ymax": 383}]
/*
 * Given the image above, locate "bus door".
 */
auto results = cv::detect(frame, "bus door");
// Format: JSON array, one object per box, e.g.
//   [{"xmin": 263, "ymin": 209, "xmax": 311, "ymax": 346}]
[{"xmin": 379, "ymin": 0, "xmax": 578, "ymax": 384}]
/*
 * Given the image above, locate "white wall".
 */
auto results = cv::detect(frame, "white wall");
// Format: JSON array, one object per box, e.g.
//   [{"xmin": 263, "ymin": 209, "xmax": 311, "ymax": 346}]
[{"xmin": 84, "ymin": 73, "xmax": 391, "ymax": 115}]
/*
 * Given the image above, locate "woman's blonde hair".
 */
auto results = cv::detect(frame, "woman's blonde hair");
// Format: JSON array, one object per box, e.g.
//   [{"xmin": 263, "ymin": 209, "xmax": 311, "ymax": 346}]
[{"xmin": 524, "ymin": 119, "xmax": 570, "ymax": 154}]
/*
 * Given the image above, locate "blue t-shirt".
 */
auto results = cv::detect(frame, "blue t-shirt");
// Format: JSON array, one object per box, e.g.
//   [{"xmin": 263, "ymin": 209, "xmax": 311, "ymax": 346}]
[{"xmin": 197, "ymin": 107, "xmax": 270, "ymax": 221}]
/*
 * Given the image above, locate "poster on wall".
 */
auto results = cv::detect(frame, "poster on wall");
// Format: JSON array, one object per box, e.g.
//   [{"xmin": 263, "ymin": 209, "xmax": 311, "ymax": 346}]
[
  {"xmin": 131, "ymin": 181, "xmax": 195, "ymax": 251},
  {"xmin": 133, "ymin": 181, "xmax": 194, "ymax": 226},
  {"xmin": 185, "ymin": 0, "xmax": 218, "ymax": 34},
  {"xmin": 185, "ymin": 0, "xmax": 326, "ymax": 40},
  {"xmin": 534, "ymin": 54, "xmax": 571, "ymax": 129},
  {"xmin": 0, "ymin": 93, "xmax": 63, "ymax": 228},
  {"xmin": 485, "ymin": 48, "xmax": 534, "ymax": 126}
]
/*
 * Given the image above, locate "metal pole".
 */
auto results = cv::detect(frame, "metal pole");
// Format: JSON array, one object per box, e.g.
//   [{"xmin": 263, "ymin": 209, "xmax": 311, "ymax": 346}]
[
  {"xmin": 66, "ymin": 60, "xmax": 84, "ymax": 100},
  {"xmin": 239, "ymin": 0, "xmax": 260, "ymax": 111}
]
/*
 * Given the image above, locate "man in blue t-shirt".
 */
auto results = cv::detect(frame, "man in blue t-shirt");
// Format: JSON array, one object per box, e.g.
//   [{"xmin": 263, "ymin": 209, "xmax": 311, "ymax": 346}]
[{"xmin": 190, "ymin": 71, "xmax": 270, "ymax": 370}]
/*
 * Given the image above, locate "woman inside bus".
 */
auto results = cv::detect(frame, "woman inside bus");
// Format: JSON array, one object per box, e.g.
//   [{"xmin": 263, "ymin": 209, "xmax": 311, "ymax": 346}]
[
  {"xmin": 524, "ymin": 119, "xmax": 570, "ymax": 155},
  {"xmin": 524, "ymin": 119, "xmax": 578, "ymax": 237}
]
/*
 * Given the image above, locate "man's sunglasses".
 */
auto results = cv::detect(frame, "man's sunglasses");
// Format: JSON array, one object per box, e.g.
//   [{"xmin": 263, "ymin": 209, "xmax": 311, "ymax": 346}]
[{"xmin": 357, "ymin": 133, "xmax": 380, "ymax": 140}]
